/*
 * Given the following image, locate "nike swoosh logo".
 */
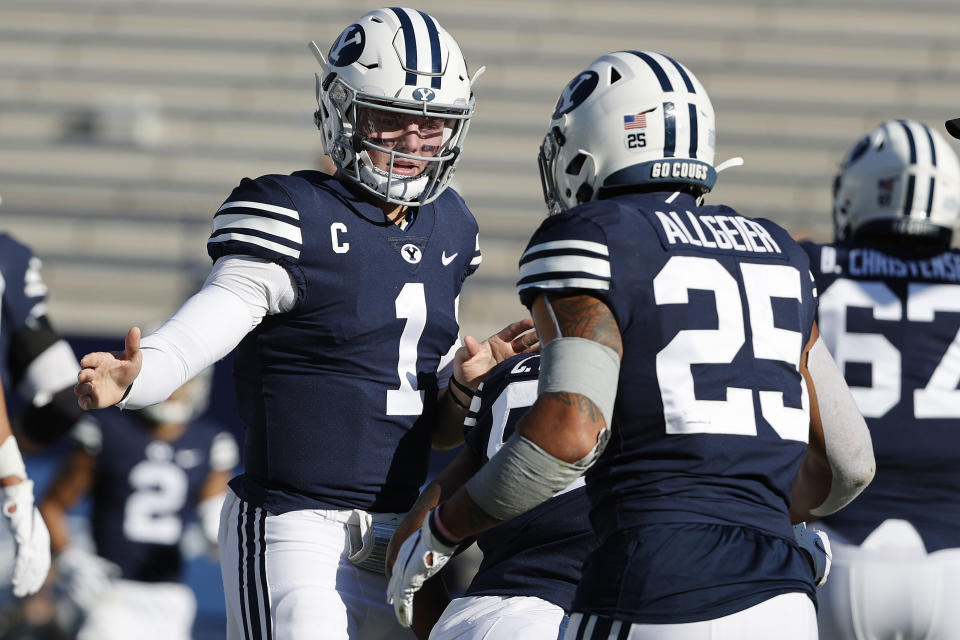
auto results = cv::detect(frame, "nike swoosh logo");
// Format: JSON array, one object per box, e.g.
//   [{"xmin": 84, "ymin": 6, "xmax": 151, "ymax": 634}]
[{"xmin": 441, "ymin": 251, "xmax": 458, "ymax": 266}]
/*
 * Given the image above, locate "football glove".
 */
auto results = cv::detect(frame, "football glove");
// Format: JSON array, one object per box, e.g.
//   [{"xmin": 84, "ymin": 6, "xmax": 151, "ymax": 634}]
[
  {"xmin": 55, "ymin": 546, "xmax": 121, "ymax": 611},
  {"xmin": 2, "ymin": 480, "xmax": 52, "ymax": 597},
  {"xmin": 386, "ymin": 510, "xmax": 458, "ymax": 627},
  {"xmin": 793, "ymin": 522, "xmax": 832, "ymax": 587}
]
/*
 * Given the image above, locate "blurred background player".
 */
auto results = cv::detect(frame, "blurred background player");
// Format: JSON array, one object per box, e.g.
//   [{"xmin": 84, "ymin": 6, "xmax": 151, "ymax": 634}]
[
  {"xmin": 802, "ymin": 119, "xmax": 960, "ymax": 639},
  {"xmin": 388, "ymin": 50, "xmax": 872, "ymax": 639},
  {"xmin": 73, "ymin": 7, "xmax": 537, "ymax": 639},
  {"xmin": 388, "ymin": 352, "xmax": 595, "ymax": 640},
  {"xmin": 41, "ymin": 369, "xmax": 237, "ymax": 640},
  {"xmin": 0, "ymin": 228, "xmax": 86, "ymax": 450}
]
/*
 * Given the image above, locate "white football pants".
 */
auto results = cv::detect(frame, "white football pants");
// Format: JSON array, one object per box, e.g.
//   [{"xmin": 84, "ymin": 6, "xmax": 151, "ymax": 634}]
[
  {"xmin": 564, "ymin": 592, "xmax": 817, "ymax": 640},
  {"xmin": 429, "ymin": 595, "xmax": 566, "ymax": 640},
  {"xmin": 219, "ymin": 489, "xmax": 416, "ymax": 640},
  {"xmin": 76, "ymin": 579, "xmax": 196, "ymax": 640},
  {"xmin": 817, "ymin": 519, "xmax": 960, "ymax": 640}
]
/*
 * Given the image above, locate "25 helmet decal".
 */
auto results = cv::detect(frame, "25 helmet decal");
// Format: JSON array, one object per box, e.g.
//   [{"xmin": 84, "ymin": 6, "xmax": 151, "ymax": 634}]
[{"xmin": 328, "ymin": 24, "xmax": 365, "ymax": 67}]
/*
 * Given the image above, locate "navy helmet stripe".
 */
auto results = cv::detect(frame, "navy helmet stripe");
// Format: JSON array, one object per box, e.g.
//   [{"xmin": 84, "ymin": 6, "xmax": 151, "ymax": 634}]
[
  {"xmin": 626, "ymin": 50, "xmax": 673, "ymax": 92},
  {"xmin": 898, "ymin": 119, "xmax": 917, "ymax": 164},
  {"xmin": 925, "ymin": 176, "xmax": 936, "ymax": 218},
  {"xmin": 664, "ymin": 55, "xmax": 696, "ymax": 93},
  {"xmin": 418, "ymin": 10, "xmax": 443, "ymax": 89},
  {"xmin": 921, "ymin": 122, "xmax": 937, "ymax": 166},
  {"xmin": 663, "ymin": 101, "xmax": 676, "ymax": 158},
  {"xmin": 903, "ymin": 174, "xmax": 917, "ymax": 217},
  {"xmin": 688, "ymin": 103, "xmax": 699, "ymax": 158},
  {"xmin": 390, "ymin": 7, "xmax": 418, "ymax": 85}
]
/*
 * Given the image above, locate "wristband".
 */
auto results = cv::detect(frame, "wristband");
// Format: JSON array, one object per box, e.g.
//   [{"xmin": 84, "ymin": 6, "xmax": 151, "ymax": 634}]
[
  {"xmin": 447, "ymin": 386, "xmax": 471, "ymax": 410},
  {"xmin": 449, "ymin": 374, "xmax": 475, "ymax": 400},
  {"xmin": 0, "ymin": 436, "xmax": 27, "ymax": 480},
  {"xmin": 429, "ymin": 506, "xmax": 463, "ymax": 548}
]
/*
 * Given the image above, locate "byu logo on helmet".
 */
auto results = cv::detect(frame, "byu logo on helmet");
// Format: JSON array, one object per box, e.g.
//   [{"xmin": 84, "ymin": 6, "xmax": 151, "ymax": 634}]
[
  {"xmin": 552, "ymin": 71, "xmax": 599, "ymax": 119},
  {"xmin": 329, "ymin": 24, "xmax": 365, "ymax": 67},
  {"xmin": 412, "ymin": 88, "xmax": 436, "ymax": 102}
]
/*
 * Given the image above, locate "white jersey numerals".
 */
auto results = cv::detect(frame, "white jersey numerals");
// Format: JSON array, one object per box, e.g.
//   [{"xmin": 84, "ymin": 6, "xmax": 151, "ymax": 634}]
[
  {"xmin": 387, "ymin": 282, "xmax": 427, "ymax": 415},
  {"xmin": 654, "ymin": 256, "xmax": 809, "ymax": 441},
  {"xmin": 819, "ymin": 279, "xmax": 960, "ymax": 419},
  {"xmin": 123, "ymin": 460, "xmax": 189, "ymax": 545}
]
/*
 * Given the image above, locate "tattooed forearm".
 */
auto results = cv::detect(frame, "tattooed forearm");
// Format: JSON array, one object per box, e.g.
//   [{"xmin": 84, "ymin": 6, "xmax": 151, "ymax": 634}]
[
  {"xmin": 548, "ymin": 294, "xmax": 623, "ymax": 355},
  {"xmin": 547, "ymin": 391, "xmax": 604, "ymax": 423}
]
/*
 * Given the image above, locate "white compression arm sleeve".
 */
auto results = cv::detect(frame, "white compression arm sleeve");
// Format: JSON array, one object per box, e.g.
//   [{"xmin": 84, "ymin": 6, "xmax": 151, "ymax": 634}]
[
  {"xmin": 120, "ymin": 256, "xmax": 295, "ymax": 409},
  {"xmin": 807, "ymin": 338, "xmax": 876, "ymax": 517}
]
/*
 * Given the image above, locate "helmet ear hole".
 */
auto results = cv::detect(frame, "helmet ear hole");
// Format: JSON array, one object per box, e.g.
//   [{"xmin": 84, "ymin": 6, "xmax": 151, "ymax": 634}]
[
  {"xmin": 575, "ymin": 183, "xmax": 594, "ymax": 204},
  {"xmin": 609, "ymin": 67, "xmax": 622, "ymax": 84},
  {"xmin": 566, "ymin": 153, "xmax": 588, "ymax": 175}
]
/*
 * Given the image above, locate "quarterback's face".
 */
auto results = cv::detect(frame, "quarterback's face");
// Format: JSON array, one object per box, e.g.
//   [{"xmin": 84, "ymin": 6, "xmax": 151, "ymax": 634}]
[{"xmin": 356, "ymin": 108, "xmax": 449, "ymax": 177}]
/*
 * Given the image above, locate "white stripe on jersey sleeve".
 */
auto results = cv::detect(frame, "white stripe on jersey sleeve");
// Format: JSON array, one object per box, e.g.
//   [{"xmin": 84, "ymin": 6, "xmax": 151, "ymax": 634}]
[
  {"xmin": 517, "ymin": 277, "xmax": 611, "ymax": 293},
  {"xmin": 520, "ymin": 239, "xmax": 610, "ymax": 259},
  {"xmin": 519, "ymin": 254, "xmax": 611, "ymax": 280},
  {"xmin": 208, "ymin": 232, "xmax": 300, "ymax": 258},
  {"xmin": 217, "ymin": 200, "xmax": 299, "ymax": 220},
  {"xmin": 213, "ymin": 212, "xmax": 303, "ymax": 245},
  {"xmin": 471, "ymin": 233, "xmax": 482, "ymax": 266}
]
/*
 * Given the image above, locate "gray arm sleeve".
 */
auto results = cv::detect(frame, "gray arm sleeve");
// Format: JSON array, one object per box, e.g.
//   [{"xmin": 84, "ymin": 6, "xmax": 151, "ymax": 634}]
[
  {"xmin": 807, "ymin": 338, "xmax": 876, "ymax": 517},
  {"xmin": 464, "ymin": 429, "xmax": 608, "ymax": 522}
]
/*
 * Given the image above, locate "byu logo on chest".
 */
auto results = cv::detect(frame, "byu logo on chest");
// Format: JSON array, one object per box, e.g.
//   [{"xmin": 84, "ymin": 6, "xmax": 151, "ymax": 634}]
[{"xmin": 401, "ymin": 243, "xmax": 422, "ymax": 264}]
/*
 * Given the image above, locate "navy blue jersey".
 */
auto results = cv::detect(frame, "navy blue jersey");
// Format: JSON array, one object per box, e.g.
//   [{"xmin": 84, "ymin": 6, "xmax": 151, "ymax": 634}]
[
  {"xmin": 803, "ymin": 241, "xmax": 960, "ymax": 551},
  {"xmin": 462, "ymin": 354, "xmax": 595, "ymax": 611},
  {"xmin": 0, "ymin": 233, "xmax": 48, "ymax": 393},
  {"xmin": 207, "ymin": 171, "xmax": 481, "ymax": 514},
  {"xmin": 73, "ymin": 412, "xmax": 238, "ymax": 582},
  {"xmin": 517, "ymin": 192, "xmax": 818, "ymax": 622}
]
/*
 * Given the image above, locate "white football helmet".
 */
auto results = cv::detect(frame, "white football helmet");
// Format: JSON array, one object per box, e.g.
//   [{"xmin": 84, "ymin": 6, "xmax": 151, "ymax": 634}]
[
  {"xmin": 539, "ymin": 50, "xmax": 718, "ymax": 215},
  {"xmin": 311, "ymin": 8, "xmax": 477, "ymax": 206},
  {"xmin": 833, "ymin": 119, "xmax": 960, "ymax": 247}
]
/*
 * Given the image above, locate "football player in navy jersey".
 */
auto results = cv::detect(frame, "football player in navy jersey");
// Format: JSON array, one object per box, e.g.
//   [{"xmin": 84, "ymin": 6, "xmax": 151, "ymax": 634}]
[
  {"xmin": 388, "ymin": 352, "xmax": 595, "ymax": 640},
  {"xmin": 40, "ymin": 371, "xmax": 237, "ymax": 640},
  {"xmin": 801, "ymin": 120, "xmax": 960, "ymax": 639},
  {"xmin": 0, "ymin": 231, "xmax": 86, "ymax": 449},
  {"xmin": 388, "ymin": 51, "xmax": 877, "ymax": 640},
  {"xmin": 73, "ymin": 8, "xmax": 536, "ymax": 640}
]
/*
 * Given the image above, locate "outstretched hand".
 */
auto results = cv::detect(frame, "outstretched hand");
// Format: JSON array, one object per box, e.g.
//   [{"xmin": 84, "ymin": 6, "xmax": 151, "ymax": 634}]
[
  {"xmin": 74, "ymin": 327, "xmax": 143, "ymax": 410},
  {"xmin": 456, "ymin": 318, "xmax": 538, "ymax": 388}
]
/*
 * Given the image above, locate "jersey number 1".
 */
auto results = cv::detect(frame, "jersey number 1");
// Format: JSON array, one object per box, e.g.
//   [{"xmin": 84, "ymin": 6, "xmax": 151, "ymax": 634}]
[{"xmin": 387, "ymin": 283, "xmax": 427, "ymax": 415}]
